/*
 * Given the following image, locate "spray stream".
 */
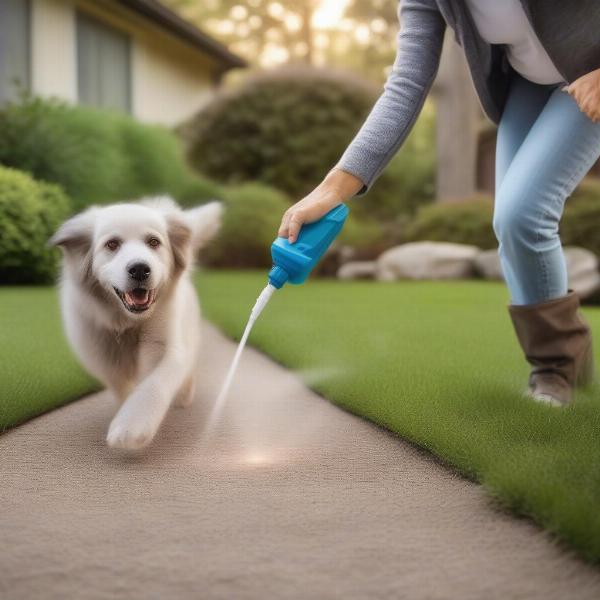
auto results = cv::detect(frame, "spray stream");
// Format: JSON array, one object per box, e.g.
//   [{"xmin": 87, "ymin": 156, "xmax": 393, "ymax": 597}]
[
  {"xmin": 207, "ymin": 203, "xmax": 349, "ymax": 434},
  {"xmin": 208, "ymin": 284, "xmax": 276, "ymax": 428}
]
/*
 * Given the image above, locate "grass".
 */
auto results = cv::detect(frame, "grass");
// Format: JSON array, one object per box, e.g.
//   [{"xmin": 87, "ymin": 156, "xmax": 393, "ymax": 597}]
[
  {"xmin": 0, "ymin": 287, "xmax": 98, "ymax": 429},
  {"xmin": 196, "ymin": 270, "xmax": 600, "ymax": 563},
  {"xmin": 3, "ymin": 273, "xmax": 600, "ymax": 561}
]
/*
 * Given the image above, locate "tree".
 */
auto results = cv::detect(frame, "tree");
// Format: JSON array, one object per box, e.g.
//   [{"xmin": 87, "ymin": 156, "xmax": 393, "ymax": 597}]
[
  {"xmin": 431, "ymin": 32, "xmax": 481, "ymax": 201},
  {"xmin": 164, "ymin": 0, "xmax": 320, "ymax": 66},
  {"xmin": 163, "ymin": 0, "xmax": 399, "ymax": 79}
]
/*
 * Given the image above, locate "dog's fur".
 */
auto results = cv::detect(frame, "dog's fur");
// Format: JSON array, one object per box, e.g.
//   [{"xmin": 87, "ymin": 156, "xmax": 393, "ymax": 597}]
[{"xmin": 50, "ymin": 197, "xmax": 222, "ymax": 450}]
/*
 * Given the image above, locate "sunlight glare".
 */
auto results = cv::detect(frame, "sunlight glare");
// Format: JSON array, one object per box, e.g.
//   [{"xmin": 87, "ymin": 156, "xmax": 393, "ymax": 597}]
[{"xmin": 312, "ymin": 0, "xmax": 350, "ymax": 29}]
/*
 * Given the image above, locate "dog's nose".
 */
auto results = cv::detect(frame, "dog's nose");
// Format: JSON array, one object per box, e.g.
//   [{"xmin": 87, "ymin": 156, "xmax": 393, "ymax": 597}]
[{"xmin": 128, "ymin": 262, "xmax": 151, "ymax": 282}]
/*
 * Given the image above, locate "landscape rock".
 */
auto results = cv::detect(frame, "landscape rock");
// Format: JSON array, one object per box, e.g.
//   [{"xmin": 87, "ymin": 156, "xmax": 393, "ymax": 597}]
[
  {"xmin": 474, "ymin": 249, "xmax": 503, "ymax": 280},
  {"xmin": 564, "ymin": 247, "xmax": 600, "ymax": 300},
  {"xmin": 376, "ymin": 242, "xmax": 479, "ymax": 281},
  {"xmin": 337, "ymin": 261, "xmax": 377, "ymax": 280}
]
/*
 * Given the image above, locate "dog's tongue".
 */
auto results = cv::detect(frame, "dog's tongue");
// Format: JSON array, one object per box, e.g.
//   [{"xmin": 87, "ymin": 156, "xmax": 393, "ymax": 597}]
[{"xmin": 127, "ymin": 288, "xmax": 150, "ymax": 306}]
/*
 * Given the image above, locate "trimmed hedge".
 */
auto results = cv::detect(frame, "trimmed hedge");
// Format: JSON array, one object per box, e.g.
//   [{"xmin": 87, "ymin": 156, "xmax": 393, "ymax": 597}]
[
  {"xmin": 176, "ymin": 175, "xmax": 225, "ymax": 208},
  {"xmin": 183, "ymin": 67, "xmax": 378, "ymax": 199},
  {"xmin": 206, "ymin": 182, "xmax": 291, "ymax": 268},
  {"xmin": 0, "ymin": 166, "xmax": 71, "ymax": 284},
  {"xmin": 184, "ymin": 67, "xmax": 435, "ymax": 220},
  {"xmin": 561, "ymin": 179, "xmax": 600, "ymax": 256},
  {"xmin": 0, "ymin": 96, "xmax": 197, "ymax": 210},
  {"xmin": 401, "ymin": 179, "xmax": 600, "ymax": 256},
  {"xmin": 405, "ymin": 196, "xmax": 496, "ymax": 249}
]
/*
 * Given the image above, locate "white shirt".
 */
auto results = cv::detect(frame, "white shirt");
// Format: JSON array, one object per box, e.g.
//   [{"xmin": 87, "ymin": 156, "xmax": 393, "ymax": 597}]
[{"xmin": 464, "ymin": 0, "xmax": 564, "ymax": 84}]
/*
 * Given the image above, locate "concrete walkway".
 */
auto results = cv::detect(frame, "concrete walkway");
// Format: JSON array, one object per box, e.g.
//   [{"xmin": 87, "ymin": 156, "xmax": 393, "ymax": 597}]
[{"xmin": 2, "ymin": 323, "xmax": 600, "ymax": 600}]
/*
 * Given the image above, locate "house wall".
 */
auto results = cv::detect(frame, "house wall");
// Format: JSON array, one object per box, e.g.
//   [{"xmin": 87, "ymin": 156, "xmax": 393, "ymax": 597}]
[
  {"xmin": 29, "ymin": 0, "xmax": 220, "ymax": 125},
  {"xmin": 31, "ymin": 0, "xmax": 77, "ymax": 102}
]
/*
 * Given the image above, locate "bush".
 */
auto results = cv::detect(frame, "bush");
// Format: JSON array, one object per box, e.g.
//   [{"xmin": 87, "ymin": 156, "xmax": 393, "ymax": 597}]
[
  {"xmin": 560, "ymin": 179, "xmax": 600, "ymax": 256},
  {"xmin": 400, "ymin": 179, "xmax": 600, "ymax": 254},
  {"xmin": 0, "ymin": 96, "xmax": 195, "ymax": 210},
  {"xmin": 206, "ymin": 182, "xmax": 291, "ymax": 268},
  {"xmin": 183, "ymin": 67, "xmax": 379, "ymax": 199},
  {"xmin": 175, "ymin": 175, "xmax": 225, "ymax": 208},
  {"xmin": 0, "ymin": 166, "xmax": 71, "ymax": 284},
  {"xmin": 405, "ymin": 196, "xmax": 496, "ymax": 249}
]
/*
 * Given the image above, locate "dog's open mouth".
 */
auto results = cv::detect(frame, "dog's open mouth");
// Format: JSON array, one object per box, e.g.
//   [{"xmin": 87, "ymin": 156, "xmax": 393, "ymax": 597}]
[{"xmin": 114, "ymin": 287, "xmax": 156, "ymax": 313}]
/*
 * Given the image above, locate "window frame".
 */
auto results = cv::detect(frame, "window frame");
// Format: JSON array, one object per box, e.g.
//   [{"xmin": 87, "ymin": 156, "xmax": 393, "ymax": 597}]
[
  {"xmin": 75, "ymin": 11, "xmax": 132, "ymax": 113},
  {"xmin": 0, "ymin": 0, "xmax": 31, "ymax": 104}
]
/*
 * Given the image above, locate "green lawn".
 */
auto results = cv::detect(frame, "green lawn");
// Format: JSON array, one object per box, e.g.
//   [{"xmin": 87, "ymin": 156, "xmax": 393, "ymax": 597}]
[
  {"xmin": 0, "ymin": 287, "xmax": 98, "ymax": 430},
  {"xmin": 3, "ymin": 274, "xmax": 600, "ymax": 562},
  {"xmin": 196, "ymin": 271, "xmax": 600, "ymax": 563}
]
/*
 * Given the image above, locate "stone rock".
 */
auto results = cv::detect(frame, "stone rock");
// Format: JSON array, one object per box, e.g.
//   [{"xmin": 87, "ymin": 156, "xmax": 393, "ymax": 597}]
[
  {"xmin": 473, "ymin": 246, "xmax": 600, "ymax": 300},
  {"xmin": 375, "ymin": 242, "xmax": 480, "ymax": 281},
  {"xmin": 474, "ymin": 249, "xmax": 503, "ymax": 280},
  {"xmin": 314, "ymin": 244, "xmax": 355, "ymax": 277},
  {"xmin": 564, "ymin": 247, "xmax": 600, "ymax": 300},
  {"xmin": 337, "ymin": 261, "xmax": 377, "ymax": 280}
]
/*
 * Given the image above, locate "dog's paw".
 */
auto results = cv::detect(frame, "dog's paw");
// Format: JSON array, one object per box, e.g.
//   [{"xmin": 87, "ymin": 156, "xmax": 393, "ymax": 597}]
[{"xmin": 106, "ymin": 413, "xmax": 159, "ymax": 450}]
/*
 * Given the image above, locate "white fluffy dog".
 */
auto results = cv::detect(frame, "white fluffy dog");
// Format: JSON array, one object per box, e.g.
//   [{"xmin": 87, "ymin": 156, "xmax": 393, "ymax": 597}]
[{"xmin": 50, "ymin": 197, "xmax": 222, "ymax": 450}]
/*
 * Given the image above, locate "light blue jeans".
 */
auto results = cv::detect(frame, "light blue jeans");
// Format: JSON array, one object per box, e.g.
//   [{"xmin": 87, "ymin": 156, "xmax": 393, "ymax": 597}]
[{"xmin": 493, "ymin": 73, "xmax": 600, "ymax": 306}]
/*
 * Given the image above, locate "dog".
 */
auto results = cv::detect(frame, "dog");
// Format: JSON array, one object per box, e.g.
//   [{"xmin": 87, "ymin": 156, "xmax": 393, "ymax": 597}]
[{"xmin": 50, "ymin": 197, "xmax": 222, "ymax": 450}]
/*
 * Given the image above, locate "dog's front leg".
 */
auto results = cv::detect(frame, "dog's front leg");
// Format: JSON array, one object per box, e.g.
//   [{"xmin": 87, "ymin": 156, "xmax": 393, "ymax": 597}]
[{"xmin": 106, "ymin": 346, "xmax": 187, "ymax": 450}]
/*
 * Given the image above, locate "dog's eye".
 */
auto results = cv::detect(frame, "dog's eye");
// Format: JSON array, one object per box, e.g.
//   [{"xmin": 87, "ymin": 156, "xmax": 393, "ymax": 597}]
[
  {"xmin": 147, "ymin": 237, "xmax": 161, "ymax": 248},
  {"xmin": 105, "ymin": 239, "xmax": 120, "ymax": 251}
]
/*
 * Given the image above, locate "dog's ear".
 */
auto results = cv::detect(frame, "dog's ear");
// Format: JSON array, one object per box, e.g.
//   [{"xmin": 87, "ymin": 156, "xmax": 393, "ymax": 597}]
[
  {"xmin": 166, "ymin": 213, "xmax": 192, "ymax": 273},
  {"xmin": 185, "ymin": 201, "xmax": 223, "ymax": 251},
  {"xmin": 49, "ymin": 208, "xmax": 97, "ymax": 255}
]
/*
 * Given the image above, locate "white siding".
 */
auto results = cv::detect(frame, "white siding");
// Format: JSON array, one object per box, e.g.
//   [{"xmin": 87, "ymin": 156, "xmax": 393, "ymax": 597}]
[
  {"xmin": 30, "ymin": 0, "xmax": 77, "ymax": 102},
  {"xmin": 27, "ymin": 0, "xmax": 221, "ymax": 125},
  {"xmin": 133, "ymin": 33, "xmax": 215, "ymax": 126}
]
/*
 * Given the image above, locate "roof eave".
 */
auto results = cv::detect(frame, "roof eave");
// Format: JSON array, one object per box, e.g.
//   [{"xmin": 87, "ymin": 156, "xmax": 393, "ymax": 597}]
[{"xmin": 119, "ymin": 0, "xmax": 247, "ymax": 70}]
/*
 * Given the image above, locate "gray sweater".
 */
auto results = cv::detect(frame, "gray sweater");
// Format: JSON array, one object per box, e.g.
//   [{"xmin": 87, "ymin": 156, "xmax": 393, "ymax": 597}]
[{"xmin": 337, "ymin": 0, "xmax": 600, "ymax": 192}]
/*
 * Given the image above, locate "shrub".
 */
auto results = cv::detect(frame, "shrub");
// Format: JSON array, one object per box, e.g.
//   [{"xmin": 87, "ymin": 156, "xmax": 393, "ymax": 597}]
[
  {"xmin": 338, "ymin": 212, "xmax": 386, "ymax": 250},
  {"xmin": 175, "ymin": 175, "xmax": 225, "ymax": 208},
  {"xmin": 0, "ymin": 96, "xmax": 195, "ymax": 210},
  {"xmin": 206, "ymin": 182, "xmax": 291, "ymax": 268},
  {"xmin": 405, "ymin": 196, "xmax": 496, "ymax": 249},
  {"xmin": 118, "ymin": 116, "xmax": 191, "ymax": 200},
  {"xmin": 397, "ymin": 178, "xmax": 600, "ymax": 254},
  {"xmin": 183, "ymin": 67, "xmax": 379, "ymax": 199},
  {"xmin": 0, "ymin": 166, "xmax": 71, "ymax": 284},
  {"xmin": 561, "ymin": 179, "xmax": 600, "ymax": 256}
]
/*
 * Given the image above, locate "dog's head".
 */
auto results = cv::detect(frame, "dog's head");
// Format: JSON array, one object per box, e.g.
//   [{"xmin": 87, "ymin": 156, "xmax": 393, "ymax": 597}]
[{"xmin": 50, "ymin": 198, "xmax": 222, "ymax": 320}]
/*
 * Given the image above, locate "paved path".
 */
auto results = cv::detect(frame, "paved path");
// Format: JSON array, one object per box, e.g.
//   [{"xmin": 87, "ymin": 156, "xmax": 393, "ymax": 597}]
[{"xmin": 2, "ymin": 323, "xmax": 600, "ymax": 600}]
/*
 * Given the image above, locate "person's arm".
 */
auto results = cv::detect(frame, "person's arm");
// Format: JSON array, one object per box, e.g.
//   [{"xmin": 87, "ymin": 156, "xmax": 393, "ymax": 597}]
[{"xmin": 279, "ymin": 0, "xmax": 446, "ymax": 243}]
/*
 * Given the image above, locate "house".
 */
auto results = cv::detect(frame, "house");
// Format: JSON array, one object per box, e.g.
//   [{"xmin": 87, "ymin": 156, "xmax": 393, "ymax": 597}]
[{"xmin": 0, "ymin": 0, "xmax": 246, "ymax": 126}]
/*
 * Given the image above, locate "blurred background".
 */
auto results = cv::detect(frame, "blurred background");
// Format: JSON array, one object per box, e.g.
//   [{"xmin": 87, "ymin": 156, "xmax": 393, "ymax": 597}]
[{"xmin": 1, "ymin": 0, "xmax": 600, "ymax": 295}]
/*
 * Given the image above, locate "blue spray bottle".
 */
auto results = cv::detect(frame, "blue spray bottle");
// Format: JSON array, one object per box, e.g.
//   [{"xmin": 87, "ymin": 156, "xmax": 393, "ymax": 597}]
[{"xmin": 212, "ymin": 204, "xmax": 349, "ymax": 409}]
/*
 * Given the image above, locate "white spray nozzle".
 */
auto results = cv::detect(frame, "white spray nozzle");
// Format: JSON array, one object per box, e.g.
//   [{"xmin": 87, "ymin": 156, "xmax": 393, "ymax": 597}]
[{"xmin": 249, "ymin": 283, "xmax": 276, "ymax": 324}]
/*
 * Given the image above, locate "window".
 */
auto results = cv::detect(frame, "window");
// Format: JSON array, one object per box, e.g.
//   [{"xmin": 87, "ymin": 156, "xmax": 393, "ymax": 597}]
[
  {"xmin": 0, "ymin": 0, "xmax": 30, "ymax": 104},
  {"xmin": 77, "ymin": 13, "xmax": 131, "ymax": 112}
]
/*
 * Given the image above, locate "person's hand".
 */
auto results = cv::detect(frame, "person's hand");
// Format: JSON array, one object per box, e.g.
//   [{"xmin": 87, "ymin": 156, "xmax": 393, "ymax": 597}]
[
  {"xmin": 278, "ymin": 169, "xmax": 364, "ymax": 243},
  {"xmin": 564, "ymin": 68, "xmax": 600, "ymax": 123}
]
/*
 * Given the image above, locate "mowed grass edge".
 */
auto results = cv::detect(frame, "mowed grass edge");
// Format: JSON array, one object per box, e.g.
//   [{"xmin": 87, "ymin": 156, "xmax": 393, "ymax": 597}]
[
  {"xmin": 0, "ymin": 287, "xmax": 98, "ymax": 430},
  {"xmin": 196, "ymin": 270, "xmax": 600, "ymax": 563}
]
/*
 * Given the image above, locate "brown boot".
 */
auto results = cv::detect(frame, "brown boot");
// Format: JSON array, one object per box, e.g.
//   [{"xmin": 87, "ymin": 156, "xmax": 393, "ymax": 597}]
[{"xmin": 509, "ymin": 291, "xmax": 594, "ymax": 406}]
